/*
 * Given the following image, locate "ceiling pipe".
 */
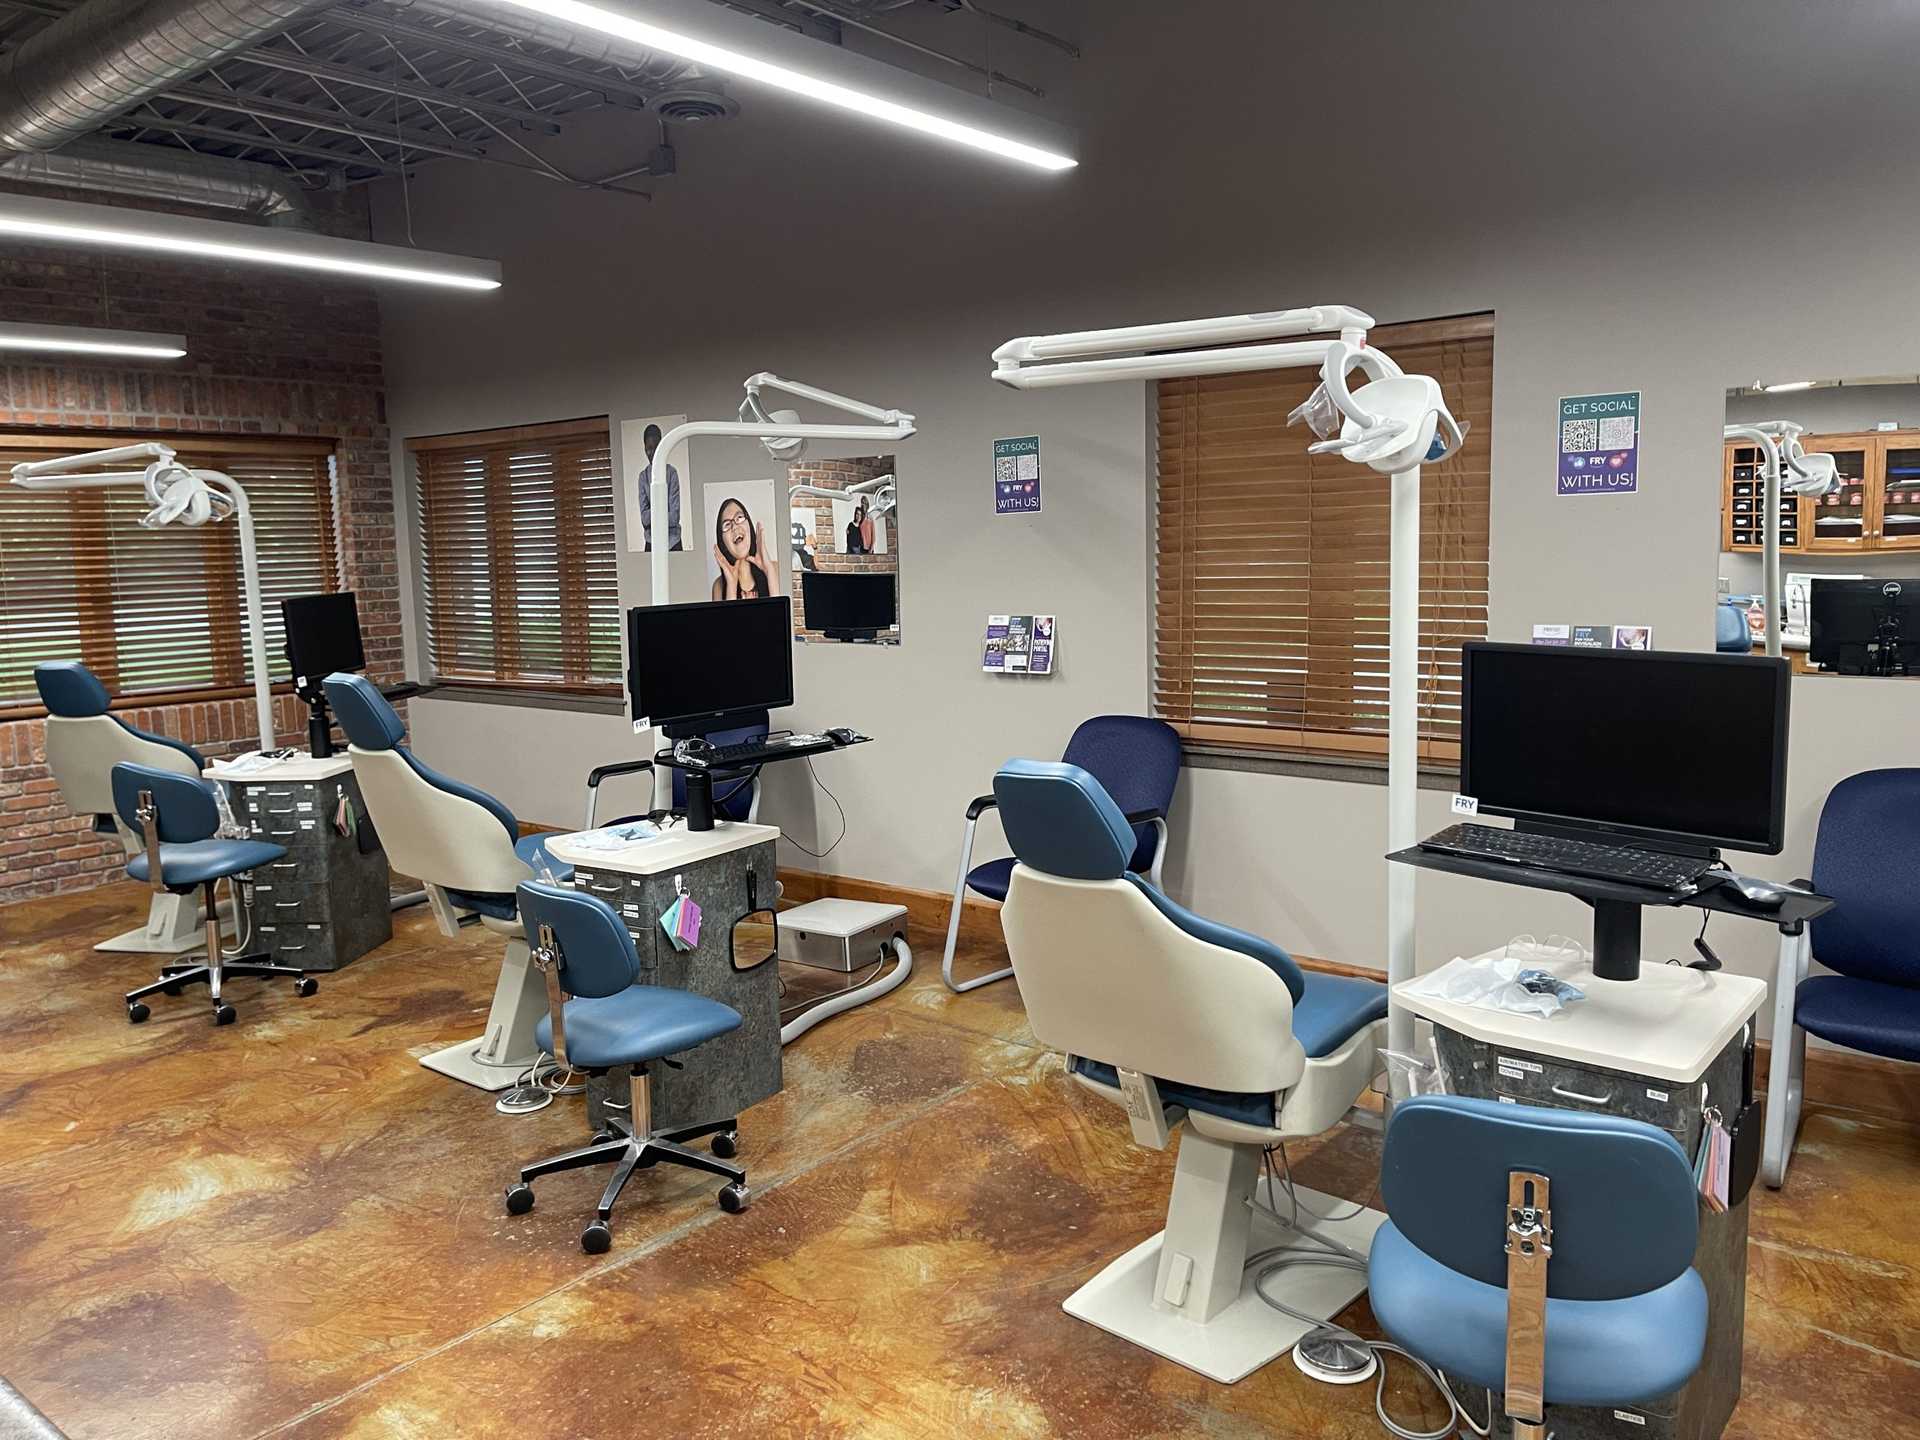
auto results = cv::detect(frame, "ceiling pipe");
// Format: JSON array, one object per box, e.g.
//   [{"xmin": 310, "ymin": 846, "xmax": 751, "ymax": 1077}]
[
  {"xmin": 386, "ymin": 0, "xmax": 697, "ymax": 85},
  {"xmin": 0, "ymin": 137, "xmax": 315, "ymax": 225}
]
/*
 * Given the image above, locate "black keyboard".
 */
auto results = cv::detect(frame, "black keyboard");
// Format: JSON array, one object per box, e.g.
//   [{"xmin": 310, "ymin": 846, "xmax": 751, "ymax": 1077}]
[
  {"xmin": 685, "ymin": 733, "xmax": 834, "ymax": 768},
  {"xmin": 1419, "ymin": 822, "xmax": 1713, "ymax": 892}
]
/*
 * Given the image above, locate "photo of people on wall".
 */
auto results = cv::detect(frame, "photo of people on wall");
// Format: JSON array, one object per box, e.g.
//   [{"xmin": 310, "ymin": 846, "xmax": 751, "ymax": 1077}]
[
  {"xmin": 703, "ymin": 479, "xmax": 782, "ymax": 601},
  {"xmin": 620, "ymin": 412, "xmax": 689, "ymax": 553}
]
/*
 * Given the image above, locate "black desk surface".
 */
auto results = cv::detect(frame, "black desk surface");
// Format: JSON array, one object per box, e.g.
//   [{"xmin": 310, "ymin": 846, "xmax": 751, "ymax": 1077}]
[{"xmin": 1386, "ymin": 845, "xmax": 1837, "ymax": 931}]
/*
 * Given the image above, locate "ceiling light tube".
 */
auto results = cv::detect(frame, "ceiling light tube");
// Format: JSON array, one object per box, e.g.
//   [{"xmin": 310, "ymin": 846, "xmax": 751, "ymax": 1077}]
[
  {"xmin": 0, "ymin": 321, "xmax": 186, "ymax": 358},
  {"xmin": 480, "ymin": 0, "xmax": 1077, "ymax": 172},
  {"xmin": 0, "ymin": 193, "xmax": 502, "ymax": 291},
  {"xmin": 1761, "ymin": 380, "xmax": 1815, "ymax": 393}
]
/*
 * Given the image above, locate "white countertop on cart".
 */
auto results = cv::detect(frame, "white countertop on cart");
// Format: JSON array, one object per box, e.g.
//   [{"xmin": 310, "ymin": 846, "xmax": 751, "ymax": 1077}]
[{"xmin": 545, "ymin": 820, "xmax": 781, "ymax": 877}]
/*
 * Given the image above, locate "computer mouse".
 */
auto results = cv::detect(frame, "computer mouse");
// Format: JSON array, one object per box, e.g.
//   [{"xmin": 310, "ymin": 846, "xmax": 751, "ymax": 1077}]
[
  {"xmin": 825, "ymin": 727, "xmax": 858, "ymax": 745},
  {"xmin": 1728, "ymin": 875, "xmax": 1798, "ymax": 911}
]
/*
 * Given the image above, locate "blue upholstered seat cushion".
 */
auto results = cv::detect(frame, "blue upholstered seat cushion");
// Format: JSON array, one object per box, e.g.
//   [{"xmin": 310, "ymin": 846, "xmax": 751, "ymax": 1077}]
[
  {"xmin": 535, "ymin": 984, "xmax": 743, "ymax": 1069},
  {"xmin": 1368, "ymin": 1221, "xmax": 1708, "ymax": 1406},
  {"xmin": 128, "ymin": 838, "xmax": 288, "ymax": 892},
  {"xmin": 965, "ymin": 856, "xmax": 1016, "ymax": 902},
  {"xmin": 1072, "ymin": 971, "xmax": 1388, "ymax": 1128},
  {"xmin": 1796, "ymin": 975, "xmax": 1920, "ymax": 1062},
  {"xmin": 447, "ymin": 834, "xmax": 577, "ymax": 919}
]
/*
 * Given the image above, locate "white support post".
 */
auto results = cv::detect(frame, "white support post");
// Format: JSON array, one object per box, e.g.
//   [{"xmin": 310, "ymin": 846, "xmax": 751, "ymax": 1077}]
[
  {"xmin": 1763, "ymin": 447, "xmax": 1784, "ymax": 658},
  {"xmin": 1386, "ymin": 465, "xmax": 1421, "ymax": 1059},
  {"xmin": 1762, "ymin": 926, "xmax": 1811, "ymax": 1187}
]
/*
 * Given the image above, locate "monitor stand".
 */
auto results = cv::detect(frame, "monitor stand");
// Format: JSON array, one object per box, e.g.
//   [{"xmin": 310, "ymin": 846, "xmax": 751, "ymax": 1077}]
[
  {"xmin": 822, "ymin": 627, "xmax": 881, "ymax": 643},
  {"xmin": 1590, "ymin": 898, "xmax": 1642, "ymax": 981},
  {"xmin": 303, "ymin": 690, "xmax": 335, "ymax": 759}
]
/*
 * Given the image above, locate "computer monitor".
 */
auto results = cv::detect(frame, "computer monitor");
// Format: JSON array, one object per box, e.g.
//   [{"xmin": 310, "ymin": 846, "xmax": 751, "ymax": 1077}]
[
  {"xmin": 282, "ymin": 592, "xmax": 365, "ymax": 694},
  {"xmin": 801, "ymin": 572, "xmax": 897, "ymax": 641},
  {"xmin": 1808, "ymin": 577, "xmax": 1919, "ymax": 675},
  {"xmin": 627, "ymin": 597, "xmax": 794, "ymax": 730},
  {"xmin": 1461, "ymin": 642, "xmax": 1790, "ymax": 856}
]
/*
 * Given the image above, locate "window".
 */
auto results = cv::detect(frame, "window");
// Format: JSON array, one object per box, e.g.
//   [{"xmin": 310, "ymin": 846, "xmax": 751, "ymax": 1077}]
[
  {"xmin": 409, "ymin": 417, "xmax": 620, "ymax": 695},
  {"xmin": 0, "ymin": 432, "xmax": 340, "ymax": 715},
  {"xmin": 1154, "ymin": 314, "xmax": 1493, "ymax": 761}
]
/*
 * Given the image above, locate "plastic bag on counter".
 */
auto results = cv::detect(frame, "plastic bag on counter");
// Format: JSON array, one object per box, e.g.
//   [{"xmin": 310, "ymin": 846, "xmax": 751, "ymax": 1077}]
[
  {"xmin": 1380, "ymin": 1038, "xmax": 1450, "ymax": 1098},
  {"xmin": 1402, "ymin": 948, "xmax": 1587, "ymax": 1020}
]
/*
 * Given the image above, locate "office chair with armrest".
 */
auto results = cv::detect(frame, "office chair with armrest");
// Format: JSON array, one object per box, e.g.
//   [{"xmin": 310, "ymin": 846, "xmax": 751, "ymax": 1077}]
[
  {"xmin": 993, "ymin": 759, "xmax": 1389, "ymax": 1382},
  {"xmin": 584, "ymin": 711, "xmax": 770, "ymax": 830},
  {"xmin": 503, "ymin": 881, "xmax": 749, "ymax": 1253},
  {"xmin": 943, "ymin": 715, "xmax": 1180, "ymax": 993},
  {"xmin": 322, "ymin": 673, "xmax": 573, "ymax": 1092},
  {"xmin": 1370, "ymin": 1096, "xmax": 1707, "ymax": 1440},
  {"xmin": 34, "ymin": 661, "xmax": 229, "ymax": 956},
  {"xmin": 1765, "ymin": 767, "xmax": 1920, "ymax": 1186},
  {"xmin": 111, "ymin": 763, "xmax": 316, "ymax": 1025}
]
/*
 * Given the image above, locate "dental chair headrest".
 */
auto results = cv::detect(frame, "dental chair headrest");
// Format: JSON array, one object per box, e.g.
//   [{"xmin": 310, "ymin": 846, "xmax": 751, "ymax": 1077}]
[
  {"xmin": 993, "ymin": 759, "xmax": 1135, "ymax": 880},
  {"xmin": 35, "ymin": 661, "xmax": 112, "ymax": 717},
  {"xmin": 323, "ymin": 672, "xmax": 406, "ymax": 750}
]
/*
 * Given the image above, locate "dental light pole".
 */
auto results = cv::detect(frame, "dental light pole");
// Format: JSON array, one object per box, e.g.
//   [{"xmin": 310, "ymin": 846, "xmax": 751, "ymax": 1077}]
[
  {"xmin": 992, "ymin": 307, "xmax": 1466, "ymax": 1065},
  {"xmin": 12, "ymin": 443, "xmax": 277, "ymax": 750},
  {"xmin": 1723, "ymin": 421, "xmax": 1838, "ymax": 657}
]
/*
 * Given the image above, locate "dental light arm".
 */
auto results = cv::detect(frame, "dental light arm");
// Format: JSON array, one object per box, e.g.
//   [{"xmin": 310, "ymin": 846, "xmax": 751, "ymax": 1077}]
[
  {"xmin": 789, "ymin": 474, "xmax": 897, "ymax": 518},
  {"xmin": 1724, "ymin": 421, "xmax": 1838, "ymax": 659},
  {"xmin": 12, "ymin": 444, "xmax": 275, "ymax": 749},
  {"xmin": 990, "ymin": 305, "xmax": 1468, "ymax": 1072}
]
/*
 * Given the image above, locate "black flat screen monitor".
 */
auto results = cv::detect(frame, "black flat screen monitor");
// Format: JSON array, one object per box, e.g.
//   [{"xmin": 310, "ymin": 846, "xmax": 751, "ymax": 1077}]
[
  {"xmin": 627, "ymin": 597, "xmax": 794, "ymax": 728},
  {"xmin": 801, "ymin": 572, "xmax": 897, "ymax": 637},
  {"xmin": 1460, "ymin": 642, "xmax": 1790, "ymax": 855},
  {"xmin": 282, "ymin": 592, "xmax": 365, "ymax": 695},
  {"xmin": 1808, "ymin": 578, "xmax": 1918, "ymax": 672}
]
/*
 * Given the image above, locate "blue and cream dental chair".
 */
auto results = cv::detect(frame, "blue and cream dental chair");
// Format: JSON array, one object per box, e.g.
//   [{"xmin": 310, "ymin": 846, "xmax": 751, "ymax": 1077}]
[
  {"xmin": 323, "ymin": 673, "xmax": 573, "ymax": 1092},
  {"xmin": 993, "ymin": 759, "xmax": 1390, "ymax": 1383},
  {"xmin": 35, "ymin": 661, "xmax": 230, "ymax": 955}
]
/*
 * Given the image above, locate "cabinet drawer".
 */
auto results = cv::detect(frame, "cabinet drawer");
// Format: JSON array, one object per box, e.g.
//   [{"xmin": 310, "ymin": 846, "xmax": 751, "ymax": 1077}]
[{"xmin": 1435, "ymin": 1031, "xmax": 1702, "ymax": 1143}]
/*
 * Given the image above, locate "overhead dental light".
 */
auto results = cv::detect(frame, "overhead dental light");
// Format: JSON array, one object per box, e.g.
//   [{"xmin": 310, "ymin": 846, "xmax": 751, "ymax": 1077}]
[
  {"xmin": 1725, "ymin": 419, "xmax": 1839, "ymax": 658},
  {"xmin": 477, "ymin": 0, "xmax": 1077, "ymax": 172},
  {"xmin": 0, "ymin": 193, "xmax": 502, "ymax": 291},
  {"xmin": 0, "ymin": 321, "xmax": 186, "ymax": 359},
  {"xmin": 993, "ymin": 305, "xmax": 1469, "ymax": 1069}
]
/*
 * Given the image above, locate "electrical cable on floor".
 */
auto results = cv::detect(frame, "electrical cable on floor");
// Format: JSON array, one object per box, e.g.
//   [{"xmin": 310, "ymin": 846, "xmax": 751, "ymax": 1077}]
[
  {"xmin": 1246, "ymin": 1148, "xmax": 1490, "ymax": 1440},
  {"xmin": 779, "ymin": 756, "xmax": 847, "ymax": 859}
]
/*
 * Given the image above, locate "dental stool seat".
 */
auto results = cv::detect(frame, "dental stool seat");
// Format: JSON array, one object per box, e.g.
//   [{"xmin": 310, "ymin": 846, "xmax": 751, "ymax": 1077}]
[
  {"xmin": 534, "ymin": 985, "xmax": 740, "ymax": 1071},
  {"xmin": 128, "ymin": 838, "xmax": 288, "ymax": 893}
]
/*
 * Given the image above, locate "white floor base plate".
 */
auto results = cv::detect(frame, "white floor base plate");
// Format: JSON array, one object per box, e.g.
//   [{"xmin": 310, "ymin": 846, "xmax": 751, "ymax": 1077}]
[
  {"xmin": 93, "ymin": 902, "xmax": 236, "ymax": 955},
  {"xmin": 419, "ymin": 1036, "xmax": 539, "ymax": 1093},
  {"xmin": 1063, "ymin": 1184, "xmax": 1385, "ymax": 1385}
]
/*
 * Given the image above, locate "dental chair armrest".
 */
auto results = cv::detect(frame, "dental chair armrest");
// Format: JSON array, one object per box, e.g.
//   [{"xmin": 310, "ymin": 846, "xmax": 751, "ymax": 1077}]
[{"xmin": 966, "ymin": 793, "xmax": 998, "ymax": 821}]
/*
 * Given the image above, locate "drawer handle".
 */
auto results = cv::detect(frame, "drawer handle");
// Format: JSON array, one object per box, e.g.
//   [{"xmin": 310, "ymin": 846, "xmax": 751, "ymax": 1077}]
[
  {"xmin": 1551, "ymin": 1083, "xmax": 1614, "ymax": 1105},
  {"xmin": 276, "ymin": 901, "xmax": 301, "ymax": 909}
]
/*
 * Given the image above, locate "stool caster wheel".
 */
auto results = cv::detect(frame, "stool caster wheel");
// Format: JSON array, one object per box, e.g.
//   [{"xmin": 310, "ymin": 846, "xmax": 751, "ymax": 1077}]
[
  {"xmin": 504, "ymin": 1183, "xmax": 534, "ymax": 1216},
  {"xmin": 127, "ymin": 1001, "xmax": 150, "ymax": 1025},
  {"xmin": 719, "ymin": 1182, "xmax": 750, "ymax": 1215},
  {"xmin": 581, "ymin": 1221, "xmax": 612, "ymax": 1254},
  {"xmin": 590, "ymin": 1131, "xmax": 615, "ymax": 1146},
  {"xmin": 294, "ymin": 977, "xmax": 318, "ymax": 998},
  {"xmin": 161, "ymin": 982, "xmax": 182, "ymax": 997},
  {"xmin": 712, "ymin": 1131, "xmax": 738, "ymax": 1159},
  {"xmin": 213, "ymin": 1003, "xmax": 237, "ymax": 1026}
]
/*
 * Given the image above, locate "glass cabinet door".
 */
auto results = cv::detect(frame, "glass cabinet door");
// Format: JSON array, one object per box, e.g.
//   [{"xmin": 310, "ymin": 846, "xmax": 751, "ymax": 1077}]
[
  {"xmin": 1806, "ymin": 437, "xmax": 1872, "ymax": 551},
  {"xmin": 1877, "ymin": 442, "xmax": 1920, "ymax": 549}
]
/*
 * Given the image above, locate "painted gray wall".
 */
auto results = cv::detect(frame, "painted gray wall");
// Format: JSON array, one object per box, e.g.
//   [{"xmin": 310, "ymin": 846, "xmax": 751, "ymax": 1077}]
[{"xmin": 374, "ymin": 1, "xmax": 1920, "ymax": 1025}]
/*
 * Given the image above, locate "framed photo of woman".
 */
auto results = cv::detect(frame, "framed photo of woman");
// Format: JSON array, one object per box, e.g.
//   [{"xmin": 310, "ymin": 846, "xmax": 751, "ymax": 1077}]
[{"xmin": 703, "ymin": 479, "xmax": 783, "ymax": 602}]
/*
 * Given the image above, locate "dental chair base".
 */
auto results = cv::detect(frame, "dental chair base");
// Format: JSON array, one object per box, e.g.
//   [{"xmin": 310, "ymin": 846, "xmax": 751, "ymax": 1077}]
[
  {"xmin": 95, "ymin": 886, "xmax": 232, "ymax": 956},
  {"xmin": 416, "ymin": 908, "xmax": 547, "ymax": 1091}
]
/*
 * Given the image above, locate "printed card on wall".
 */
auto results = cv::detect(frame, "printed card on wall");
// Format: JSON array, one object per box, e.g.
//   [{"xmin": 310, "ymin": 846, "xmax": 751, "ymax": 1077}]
[
  {"xmin": 994, "ymin": 436, "xmax": 1042, "ymax": 514},
  {"xmin": 1557, "ymin": 391, "xmax": 1640, "ymax": 496},
  {"xmin": 1004, "ymin": 614, "xmax": 1033, "ymax": 671},
  {"xmin": 983, "ymin": 615, "xmax": 1010, "ymax": 671},
  {"xmin": 1029, "ymin": 615, "xmax": 1056, "ymax": 674}
]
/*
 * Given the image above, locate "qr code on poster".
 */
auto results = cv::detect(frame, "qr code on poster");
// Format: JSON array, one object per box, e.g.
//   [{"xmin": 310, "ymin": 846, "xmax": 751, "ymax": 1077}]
[
  {"xmin": 1560, "ymin": 418, "xmax": 1599, "ymax": 453},
  {"xmin": 1598, "ymin": 416, "xmax": 1635, "ymax": 449},
  {"xmin": 996, "ymin": 455, "xmax": 1018, "ymax": 482},
  {"xmin": 1016, "ymin": 453, "xmax": 1040, "ymax": 480}
]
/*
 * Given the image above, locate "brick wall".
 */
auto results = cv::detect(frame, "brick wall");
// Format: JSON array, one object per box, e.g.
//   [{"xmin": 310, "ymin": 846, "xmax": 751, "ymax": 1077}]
[
  {"xmin": 789, "ymin": 456, "xmax": 900, "ymax": 641},
  {"xmin": 0, "ymin": 218, "xmax": 401, "ymax": 904}
]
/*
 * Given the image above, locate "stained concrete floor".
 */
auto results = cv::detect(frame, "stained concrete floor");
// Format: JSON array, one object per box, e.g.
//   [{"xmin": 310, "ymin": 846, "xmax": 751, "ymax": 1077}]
[{"xmin": 1, "ymin": 882, "xmax": 1916, "ymax": 1439}]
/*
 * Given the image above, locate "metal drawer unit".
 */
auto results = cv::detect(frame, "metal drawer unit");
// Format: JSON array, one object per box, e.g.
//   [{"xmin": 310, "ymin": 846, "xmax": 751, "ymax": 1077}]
[
  {"xmin": 1433, "ymin": 1024, "xmax": 1752, "ymax": 1440},
  {"xmin": 230, "ymin": 771, "xmax": 391, "ymax": 972}
]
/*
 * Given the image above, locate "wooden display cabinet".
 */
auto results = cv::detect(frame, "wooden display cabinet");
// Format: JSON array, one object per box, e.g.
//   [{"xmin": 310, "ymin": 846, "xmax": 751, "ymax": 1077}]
[{"xmin": 1722, "ymin": 428, "xmax": 1920, "ymax": 554}]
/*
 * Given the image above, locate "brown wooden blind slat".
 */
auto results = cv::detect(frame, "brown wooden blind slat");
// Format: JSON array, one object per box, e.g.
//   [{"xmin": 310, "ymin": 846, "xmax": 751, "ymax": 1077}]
[
  {"xmin": 0, "ymin": 433, "xmax": 340, "ymax": 710},
  {"xmin": 411, "ymin": 419, "xmax": 620, "ymax": 695},
  {"xmin": 1154, "ymin": 317, "xmax": 1494, "ymax": 757}
]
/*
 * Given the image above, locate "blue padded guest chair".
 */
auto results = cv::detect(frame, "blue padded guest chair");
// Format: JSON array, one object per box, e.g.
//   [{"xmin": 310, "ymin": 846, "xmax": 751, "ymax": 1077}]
[
  {"xmin": 583, "ymin": 710, "xmax": 770, "ymax": 830},
  {"xmin": 1764, "ymin": 768, "xmax": 1920, "ymax": 1186},
  {"xmin": 504, "ymin": 882, "xmax": 750, "ymax": 1253},
  {"xmin": 993, "ymin": 759, "xmax": 1390, "ymax": 1382},
  {"xmin": 112, "ymin": 762, "xmax": 317, "ymax": 1025},
  {"xmin": 35, "ymin": 661, "xmax": 223, "ymax": 956},
  {"xmin": 1370, "ymin": 1096, "xmax": 1707, "ymax": 1439},
  {"xmin": 323, "ymin": 673, "xmax": 573, "ymax": 1093},
  {"xmin": 942, "ymin": 715, "xmax": 1181, "ymax": 993},
  {"xmin": 1716, "ymin": 597, "xmax": 1754, "ymax": 653}
]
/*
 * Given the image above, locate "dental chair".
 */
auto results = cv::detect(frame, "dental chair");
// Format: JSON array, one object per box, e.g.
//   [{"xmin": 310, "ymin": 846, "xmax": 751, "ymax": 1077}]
[
  {"xmin": 322, "ymin": 673, "xmax": 573, "ymax": 1091},
  {"xmin": 34, "ymin": 661, "xmax": 227, "ymax": 955},
  {"xmin": 993, "ymin": 759, "xmax": 1389, "ymax": 1383}
]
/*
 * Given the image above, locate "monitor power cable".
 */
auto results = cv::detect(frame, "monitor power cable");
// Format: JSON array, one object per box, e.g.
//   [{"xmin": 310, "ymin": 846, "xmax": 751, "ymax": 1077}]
[{"xmin": 779, "ymin": 755, "xmax": 847, "ymax": 860}]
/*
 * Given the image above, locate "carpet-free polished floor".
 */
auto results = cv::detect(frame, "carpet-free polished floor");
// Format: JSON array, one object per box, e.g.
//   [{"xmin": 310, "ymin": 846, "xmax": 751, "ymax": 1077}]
[{"xmin": 1, "ymin": 882, "xmax": 1916, "ymax": 1439}]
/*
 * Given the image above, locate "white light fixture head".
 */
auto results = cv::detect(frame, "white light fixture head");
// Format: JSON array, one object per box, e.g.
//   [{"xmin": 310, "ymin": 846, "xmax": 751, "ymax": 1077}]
[
  {"xmin": 481, "ymin": 0, "xmax": 1076, "ymax": 172},
  {"xmin": 0, "ymin": 192, "xmax": 502, "ymax": 291},
  {"xmin": 0, "ymin": 321, "xmax": 186, "ymax": 359}
]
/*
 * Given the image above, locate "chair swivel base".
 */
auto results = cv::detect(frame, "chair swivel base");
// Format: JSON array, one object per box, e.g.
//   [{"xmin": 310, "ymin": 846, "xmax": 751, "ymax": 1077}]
[
  {"xmin": 1063, "ymin": 1183, "xmax": 1385, "ymax": 1385},
  {"xmin": 504, "ymin": 1112, "xmax": 749, "ymax": 1253},
  {"xmin": 125, "ymin": 954, "xmax": 317, "ymax": 1026}
]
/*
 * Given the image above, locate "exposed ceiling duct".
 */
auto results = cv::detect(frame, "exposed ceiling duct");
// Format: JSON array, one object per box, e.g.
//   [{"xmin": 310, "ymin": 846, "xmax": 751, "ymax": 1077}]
[
  {"xmin": 0, "ymin": 137, "xmax": 313, "ymax": 224},
  {"xmin": 387, "ymin": 0, "xmax": 698, "ymax": 84},
  {"xmin": 0, "ymin": 0, "xmax": 328, "ymax": 155}
]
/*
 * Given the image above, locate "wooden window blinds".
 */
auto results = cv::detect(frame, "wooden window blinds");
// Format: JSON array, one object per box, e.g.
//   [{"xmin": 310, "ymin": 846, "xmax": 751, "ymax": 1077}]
[
  {"xmin": 0, "ymin": 432, "xmax": 339, "ymax": 716},
  {"xmin": 1154, "ymin": 314, "xmax": 1493, "ymax": 760},
  {"xmin": 409, "ymin": 417, "xmax": 621, "ymax": 695}
]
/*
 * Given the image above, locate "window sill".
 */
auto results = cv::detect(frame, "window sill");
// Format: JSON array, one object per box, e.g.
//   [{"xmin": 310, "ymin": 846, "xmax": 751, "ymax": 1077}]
[
  {"xmin": 1181, "ymin": 742, "xmax": 1457, "ymax": 789},
  {"xmin": 418, "ymin": 684, "xmax": 625, "ymax": 717}
]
